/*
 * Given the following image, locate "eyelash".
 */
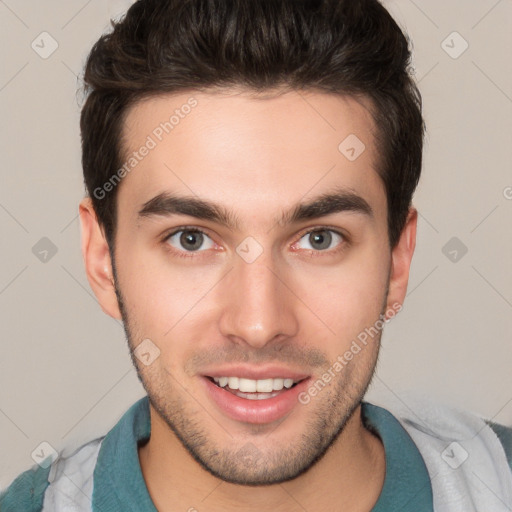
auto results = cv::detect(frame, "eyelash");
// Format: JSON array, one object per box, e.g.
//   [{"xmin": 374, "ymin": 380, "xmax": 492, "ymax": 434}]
[
  {"xmin": 296, "ymin": 227, "xmax": 349, "ymax": 258},
  {"xmin": 161, "ymin": 226, "xmax": 349, "ymax": 260},
  {"xmin": 162, "ymin": 227, "xmax": 215, "ymax": 260}
]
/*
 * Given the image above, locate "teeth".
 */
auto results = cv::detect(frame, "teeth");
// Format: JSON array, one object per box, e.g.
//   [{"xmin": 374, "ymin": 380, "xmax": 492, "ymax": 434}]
[
  {"xmin": 228, "ymin": 377, "xmax": 239, "ymax": 390},
  {"xmin": 239, "ymin": 378, "xmax": 257, "ymax": 392},
  {"xmin": 212, "ymin": 376, "xmax": 299, "ymax": 392},
  {"xmin": 272, "ymin": 378, "xmax": 284, "ymax": 391},
  {"xmin": 256, "ymin": 378, "xmax": 273, "ymax": 393},
  {"xmin": 235, "ymin": 390, "xmax": 281, "ymax": 400}
]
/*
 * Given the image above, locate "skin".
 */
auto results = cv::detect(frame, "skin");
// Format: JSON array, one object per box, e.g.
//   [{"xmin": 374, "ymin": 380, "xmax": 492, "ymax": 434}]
[{"xmin": 80, "ymin": 88, "xmax": 417, "ymax": 512}]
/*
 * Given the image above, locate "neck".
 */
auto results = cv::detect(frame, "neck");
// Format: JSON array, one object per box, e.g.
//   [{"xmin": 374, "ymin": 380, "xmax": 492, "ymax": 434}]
[{"xmin": 138, "ymin": 404, "xmax": 386, "ymax": 512}]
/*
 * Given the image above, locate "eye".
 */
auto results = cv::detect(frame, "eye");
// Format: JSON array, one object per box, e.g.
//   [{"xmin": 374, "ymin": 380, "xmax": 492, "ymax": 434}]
[
  {"xmin": 165, "ymin": 228, "xmax": 215, "ymax": 253},
  {"xmin": 295, "ymin": 229, "xmax": 345, "ymax": 252}
]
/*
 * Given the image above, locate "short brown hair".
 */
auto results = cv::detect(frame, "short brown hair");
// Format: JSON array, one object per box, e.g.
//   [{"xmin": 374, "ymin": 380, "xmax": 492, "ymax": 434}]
[{"xmin": 81, "ymin": 0, "xmax": 425, "ymax": 249}]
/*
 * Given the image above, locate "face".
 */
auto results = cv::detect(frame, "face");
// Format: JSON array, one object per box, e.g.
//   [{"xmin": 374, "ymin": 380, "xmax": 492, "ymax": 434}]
[{"xmin": 82, "ymin": 88, "xmax": 415, "ymax": 486}]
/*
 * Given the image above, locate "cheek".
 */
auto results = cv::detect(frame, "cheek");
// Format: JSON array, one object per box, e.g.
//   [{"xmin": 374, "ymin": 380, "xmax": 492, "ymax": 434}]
[
  {"xmin": 295, "ymin": 245, "xmax": 389, "ymax": 345},
  {"xmin": 115, "ymin": 244, "xmax": 222, "ymax": 347}
]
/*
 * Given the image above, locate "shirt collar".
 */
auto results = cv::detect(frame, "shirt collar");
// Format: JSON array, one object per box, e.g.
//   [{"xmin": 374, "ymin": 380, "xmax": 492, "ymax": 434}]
[
  {"xmin": 361, "ymin": 401, "xmax": 434, "ymax": 511},
  {"xmin": 93, "ymin": 397, "xmax": 156, "ymax": 511}
]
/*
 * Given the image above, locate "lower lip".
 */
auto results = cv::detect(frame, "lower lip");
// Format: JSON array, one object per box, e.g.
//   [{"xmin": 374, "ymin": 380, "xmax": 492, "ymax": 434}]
[{"xmin": 201, "ymin": 377, "xmax": 310, "ymax": 424}]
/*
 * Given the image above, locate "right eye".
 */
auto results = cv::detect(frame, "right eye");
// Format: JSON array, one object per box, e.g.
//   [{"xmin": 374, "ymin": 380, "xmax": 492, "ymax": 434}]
[{"xmin": 164, "ymin": 228, "xmax": 216, "ymax": 254}]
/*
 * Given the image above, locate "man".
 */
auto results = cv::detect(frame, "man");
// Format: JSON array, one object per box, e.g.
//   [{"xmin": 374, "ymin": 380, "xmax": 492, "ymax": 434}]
[{"xmin": 1, "ymin": 0, "xmax": 511, "ymax": 510}]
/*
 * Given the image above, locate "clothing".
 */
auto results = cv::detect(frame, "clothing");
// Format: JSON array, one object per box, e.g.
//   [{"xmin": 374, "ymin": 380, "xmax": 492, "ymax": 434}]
[{"xmin": 1, "ymin": 395, "xmax": 511, "ymax": 511}]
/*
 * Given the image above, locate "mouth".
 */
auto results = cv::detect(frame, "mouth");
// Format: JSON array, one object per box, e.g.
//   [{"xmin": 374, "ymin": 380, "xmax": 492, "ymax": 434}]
[{"xmin": 201, "ymin": 372, "xmax": 311, "ymax": 424}]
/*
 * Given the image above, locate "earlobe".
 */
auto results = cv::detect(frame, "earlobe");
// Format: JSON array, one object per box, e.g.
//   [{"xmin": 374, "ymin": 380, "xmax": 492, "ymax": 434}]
[
  {"xmin": 385, "ymin": 207, "xmax": 418, "ymax": 316},
  {"xmin": 79, "ymin": 198, "xmax": 122, "ymax": 320}
]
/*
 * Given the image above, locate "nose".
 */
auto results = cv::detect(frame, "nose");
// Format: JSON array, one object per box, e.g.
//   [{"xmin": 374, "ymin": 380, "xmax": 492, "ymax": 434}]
[{"xmin": 218, "ymin": 250, "xmax": 299, "ymax": 349}]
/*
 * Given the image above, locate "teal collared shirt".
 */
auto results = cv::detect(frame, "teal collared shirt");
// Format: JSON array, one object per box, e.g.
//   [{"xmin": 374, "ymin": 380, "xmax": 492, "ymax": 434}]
[{"xmin": 2, "ymin": 395, "xmax": 511, "ymax": 511}]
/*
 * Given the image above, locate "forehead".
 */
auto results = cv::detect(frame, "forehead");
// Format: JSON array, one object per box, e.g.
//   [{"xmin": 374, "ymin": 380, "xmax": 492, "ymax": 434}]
[{"xmin": 117, "ymin": 88, "xmax": 386, "ymax": 227}]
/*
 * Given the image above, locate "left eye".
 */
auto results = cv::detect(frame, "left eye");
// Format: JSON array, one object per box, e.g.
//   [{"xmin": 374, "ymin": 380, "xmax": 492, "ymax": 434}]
[
  {"xmin": 296, "ymin": 229, "xmax": 344, "ymax": 251},
  {"xmin": 165, "ymin": 229, "xmax": 215, "ymax": 252}
]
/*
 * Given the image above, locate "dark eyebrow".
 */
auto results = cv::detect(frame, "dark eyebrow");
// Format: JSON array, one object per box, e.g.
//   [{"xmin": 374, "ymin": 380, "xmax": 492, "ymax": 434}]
[
  {"xmin": 285, "ymin": 187, "xmax": 373, "ymax": 225},
  {"xmin": 137, "ymin": 187, "xmax": 373, "ymax": 230},
  {"xmin": 138, "ymin": 193, "xmax": 241, "ymax": 229}
]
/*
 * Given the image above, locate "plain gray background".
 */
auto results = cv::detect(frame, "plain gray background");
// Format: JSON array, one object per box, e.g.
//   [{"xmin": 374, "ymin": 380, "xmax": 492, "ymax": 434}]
[{"xmin": 1, "ymin": 0, "xmax": 511, "ymax": 488}]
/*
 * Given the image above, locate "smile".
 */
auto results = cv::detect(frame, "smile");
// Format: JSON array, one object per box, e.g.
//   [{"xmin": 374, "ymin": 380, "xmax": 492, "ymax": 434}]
[{"xmin": 203, "ymin": 375, "xmax": 310, "ymax": 423}]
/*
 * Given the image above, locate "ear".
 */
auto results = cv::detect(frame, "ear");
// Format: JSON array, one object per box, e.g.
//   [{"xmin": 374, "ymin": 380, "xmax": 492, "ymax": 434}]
[
  {"xmin": 79, "ymin": 198, "xmax": 122, "ymax": 320},
  {"xmin": 385, "ymin": 207, "xmax": 417, "ymax": 316}
]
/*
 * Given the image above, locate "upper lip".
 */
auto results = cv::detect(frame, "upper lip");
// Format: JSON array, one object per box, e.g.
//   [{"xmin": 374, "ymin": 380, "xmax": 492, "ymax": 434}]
[{"xmin": 202, "ymin": 365, "xmax": 310, "ymax": 381}]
